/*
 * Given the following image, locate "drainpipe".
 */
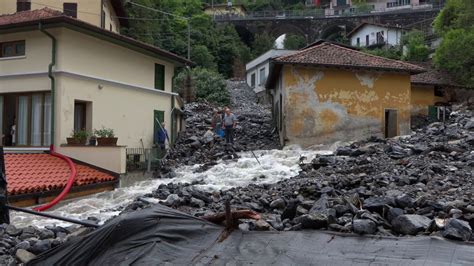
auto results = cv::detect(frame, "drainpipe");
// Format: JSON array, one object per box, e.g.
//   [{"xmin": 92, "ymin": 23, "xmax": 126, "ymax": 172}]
[
  {"xmin": 39, "ymin": 23, "xmax": 56, "ymax": 149},
  {"xmin": 171, "ymin": 95, "xmax": 175, "ymax": 145}
]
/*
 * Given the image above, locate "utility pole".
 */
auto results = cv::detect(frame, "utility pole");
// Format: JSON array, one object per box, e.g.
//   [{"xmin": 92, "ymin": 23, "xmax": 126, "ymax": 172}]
[{"xmin": 127, "ymin": 1, "xmax": 191, "ymax": 60}]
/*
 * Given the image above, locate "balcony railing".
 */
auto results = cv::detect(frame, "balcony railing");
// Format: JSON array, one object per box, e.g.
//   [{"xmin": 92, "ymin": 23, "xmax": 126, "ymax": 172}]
[{"xmin": 126, "ymin": 147, "xmax": 166, "ymax": 172}]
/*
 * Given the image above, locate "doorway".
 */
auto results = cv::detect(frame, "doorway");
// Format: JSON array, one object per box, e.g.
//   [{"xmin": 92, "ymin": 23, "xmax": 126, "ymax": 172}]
[{"xmin": 384, "ymin": 109, "xmax": 398, "ymax": 138}]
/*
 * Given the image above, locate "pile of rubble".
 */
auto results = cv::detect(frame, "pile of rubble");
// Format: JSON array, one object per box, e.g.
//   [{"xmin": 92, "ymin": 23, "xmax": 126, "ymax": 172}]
[
  {"xmin": 160, "ymin": 81, "xmax": 279, "ymax": 175},
  {"xmin": 130, "ymin": 104, "xmax": 473, "ymax": 241}
]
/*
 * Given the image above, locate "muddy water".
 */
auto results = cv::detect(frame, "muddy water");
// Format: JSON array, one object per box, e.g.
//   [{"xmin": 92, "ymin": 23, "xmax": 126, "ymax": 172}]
[{"xmin": 10, "ymin": 146, "xmax": 332, "ymax": 228}]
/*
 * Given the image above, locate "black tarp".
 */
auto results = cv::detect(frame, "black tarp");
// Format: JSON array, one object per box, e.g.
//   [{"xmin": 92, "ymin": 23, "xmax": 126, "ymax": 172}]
[{"xmin": 29, "ymin": 204, "xmax": 474, "ymax": 265}]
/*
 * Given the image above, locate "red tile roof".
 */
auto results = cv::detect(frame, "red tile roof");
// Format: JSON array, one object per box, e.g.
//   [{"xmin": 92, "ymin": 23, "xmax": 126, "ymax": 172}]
[
  {"xmin": 0, "ymin": 8, "xmax": 62, "ymax": 25},
  {"xmin": 274, "ymin": 42, "xmax": 425, "ymax": 74},
  {"xmin": 410, "ymin": 62, "xmax": 461, "ymax": 87},
  {"xmin": 5, "ymin": 153, "xmax": 116, "ymax": 195}
]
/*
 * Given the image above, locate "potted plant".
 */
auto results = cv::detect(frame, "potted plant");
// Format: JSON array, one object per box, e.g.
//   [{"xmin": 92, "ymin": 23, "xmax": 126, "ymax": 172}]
[
  {"xmin": 94, "ymin": 127, "xmax": 118, "ymax": 146},
  {"xmin": 89, "ymin": 134, "xmax": 97, "ymax": 146},
  {"xmin": 66, "ymin": 130, "xmax": 89, "ymax": 146}
]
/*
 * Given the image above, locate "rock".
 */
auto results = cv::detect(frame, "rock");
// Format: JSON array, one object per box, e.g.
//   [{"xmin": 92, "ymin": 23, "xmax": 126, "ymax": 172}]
[
  {"xmin": 162, "ymin": 194, "xmax": 182, "ymax": 207},
  {"xmin": 363, "ymin": 197, "xmax": 392, "ymax": 213},
  {"xmin": 270, "ymin": 198, "xmax": 286, "ymax": 209},
  {"xmin": 296, "ymin": 205, "xmax": 308, "ymax": 216},
  {"xmin": 190, "ymin": 197, "xmax": 205, "ymax": 208},
  {"xmin": 294, "ymin": 213, "xmax": 328, "ymax": 229},
  {"xmin": 15, "ymin": 241, "xmax": 31, "ymax": 251},
  {"xmin": 16, "ymin": 249, "xmax": 36, "ymax": 264},
  {"xmin": 38, "ymin": 229, "xmax": 55, "ymax": 240},
  {"xmin": 281, "ymin": 200, "xmax": 299, "ymax": 221},
  {"xmin": 5, "ymin": 225, "xmax": 22, "ymax": 237},
  {"xmin": 29, "ymin": 240, "xmax": 51, "ymax": 255},
  {"xmin": 466, "ymin": 205, "xmax": 474, "ymax": 213},
  {"xmin": 238, "ymin": 223, "xmax": 250, "ymax": 231},
  {"xmin": 391, "ymin": 215, "xmax": 431, "ymax": 235},
  {"xmin": 352, "ymin": 219, "xmax": 377, "ymax": 235},
  {"xmin": 0, "ymin": 255, "xmax": 15, "ymax": 266},
  {"xmin": 254, "ymin": 220, "xmax": 271, "ymax": 231},
  {"xmin": 395, "ymin": 194, "xmax": 415, "ymax": 209},
  {"xmin": 387, "ymin": 208, "xmax": 404, "ymax": 223},
  {"xmin": 442, "ymin": 218, "xmax": 472, "ymax": 241}
]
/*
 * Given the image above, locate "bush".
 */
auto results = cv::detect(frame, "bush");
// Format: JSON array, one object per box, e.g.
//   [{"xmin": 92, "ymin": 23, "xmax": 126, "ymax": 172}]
[
  {"xmin": 364, "ymin": 47, "xmax": 402, "ymax": 60},
  {"xmin": 401, "ymin": 30, "xmax": 430, "ymax": 62},
  {"xmin": 174, "ymin": 67, "xmax": 230, "ymax": 105}
]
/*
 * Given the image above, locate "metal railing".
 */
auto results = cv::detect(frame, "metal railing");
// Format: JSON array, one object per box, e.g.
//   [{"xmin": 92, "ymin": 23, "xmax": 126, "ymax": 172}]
[
  {"xmin": 214, "ymin": 3, "xmax": 444, "ymax": 21},
  {"xmin": 126, "ymin": 147, "xmax": 166, "ymax": 172}
]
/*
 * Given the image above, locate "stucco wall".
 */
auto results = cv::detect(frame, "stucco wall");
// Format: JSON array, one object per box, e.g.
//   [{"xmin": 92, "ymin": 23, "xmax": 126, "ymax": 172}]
[
  {"xmin": 55, "ymin": 28, "xmax": 175, "ymax": 93},
  {"xmin": 0, "ymin": 0, "xmax": 120, "ymax": 33},
  {"xmin": 58, "ymin": 145, "xmax": 126, "ymax": 173},
  {"xmin": 411, "ymin": 84, "xmax": 444, "ymax": 115},
  {"xmin": 280, "ymin": 66, "xmax": 411, "ymax": 147},
  {"xmin": 0, "ymin": 30, "xmax": 51, "ymax": 92}
]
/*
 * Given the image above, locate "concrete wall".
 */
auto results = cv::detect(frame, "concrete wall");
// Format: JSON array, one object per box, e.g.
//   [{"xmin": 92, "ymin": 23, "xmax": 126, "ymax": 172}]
[
  {"xmin": 246, "ymin": 62, "xmax": 269, "ymax": 94},
  {"xmin": 278, "ymin": 65, "xmax": 411, "ymax": 147},
  {"xmin": 58, "ymin": 145, "xmax": 126, "ymax": 173},
  {"xmin": 411, "ymin": 84, "xmax": 445, "ymax": 115},
  {"xmin": 350, "ymin": 24, "xmax": 405, "ymax": 47},
  {"xmin": 0, "ymin": 0, "xmax": 121, "ymax": 33}
]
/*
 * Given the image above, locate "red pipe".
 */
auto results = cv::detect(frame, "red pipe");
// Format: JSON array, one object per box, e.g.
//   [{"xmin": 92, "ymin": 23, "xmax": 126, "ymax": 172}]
[{"xmin": 33, "ymin": 145, "xmax": 77, "ymax": 212}]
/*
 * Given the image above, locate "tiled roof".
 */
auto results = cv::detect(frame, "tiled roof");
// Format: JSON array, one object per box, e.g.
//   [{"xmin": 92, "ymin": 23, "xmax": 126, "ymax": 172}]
[
  {"xmin": 274, "ymin": 42, "xmax": 425, "ymax": 73},
  {"xmin": 5, "ymin": 154, "xmax": 116, "ymax": 195},
  {"xmin": 0, "ymin": 8, "xmax": 193, "ymax": 66},
  {"xmin": 0, "ymin": 8, "xmax": 62, "ymax": 25},
  {"xmin": 410, "ymin": 62, "xmax": 460, "ymax": 87}
]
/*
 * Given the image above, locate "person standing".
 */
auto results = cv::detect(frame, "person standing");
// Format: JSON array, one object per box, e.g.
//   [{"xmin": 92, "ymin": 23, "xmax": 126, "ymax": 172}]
[
  {"xmin": 222, "ymin": 108, "xmax": 237, "ymax": 144},
  {"xmin": 155, "ymin": 122, "xmax": 168, "ymax": 156}
]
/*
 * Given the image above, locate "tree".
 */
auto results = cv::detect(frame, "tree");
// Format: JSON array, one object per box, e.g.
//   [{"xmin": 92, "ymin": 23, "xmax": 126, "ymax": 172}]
[
  {"xmin": 364, "ymin": 47, "xmax": 402, "ymax": 60},
  {"xmin": 174, "ymin": 68, "xmax": 230, "ymax": 105},
  {"xmin": 401, "ymin": 30, "xmax": 430, "ymax": 62},
  {"xmin": 252, "ymin": 33, "xmax": 275, "ymax": 58},
  {"xmin": 283, "ymin": 34, "xmax": 306, "ymax": 50},
  {"xmin": 433, "ymin": 0, "xmax": 474, "ymax": 87},
  {"xmin": 434, "ymin": 29, "xmax": 474, "ymax": 87},
  {"xmin": 191, "ymin": 45, "xmax": 217, "ymax": 70}
]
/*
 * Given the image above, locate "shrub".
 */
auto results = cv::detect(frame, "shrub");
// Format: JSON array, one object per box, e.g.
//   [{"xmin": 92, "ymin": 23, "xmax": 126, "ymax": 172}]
[{"xmin": 94, "ymin": 127, "xmax": 115, "ymax": 138}]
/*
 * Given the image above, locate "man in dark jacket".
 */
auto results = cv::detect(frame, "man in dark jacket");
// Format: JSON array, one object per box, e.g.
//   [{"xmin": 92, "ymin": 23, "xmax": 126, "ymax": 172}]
[{"xmin": 155, "ymin": 122, "xmax": 168, "ymax": 150}]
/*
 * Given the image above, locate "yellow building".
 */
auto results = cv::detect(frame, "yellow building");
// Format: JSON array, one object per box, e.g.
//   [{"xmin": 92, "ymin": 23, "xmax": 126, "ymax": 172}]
[
  {"xmin": 410, "ymin": 63, "xmax": 457, "ymax": 116},
  {"xmin": 0, "ymin": 0, "xmax": 127, "ymax": 33},
  {"xmin": 0, "ymin": 8, "xmax": 192, "ymax": 174},
  {"xmin": 266, "ymin": 41, "xmax": 425, "ymax": 147}
]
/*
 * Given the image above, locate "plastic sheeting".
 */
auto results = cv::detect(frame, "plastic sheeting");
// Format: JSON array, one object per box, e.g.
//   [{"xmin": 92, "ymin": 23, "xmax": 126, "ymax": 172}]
[{"xmin": 29, "ymin": 204, "xmax": 474, "ymax": 265}]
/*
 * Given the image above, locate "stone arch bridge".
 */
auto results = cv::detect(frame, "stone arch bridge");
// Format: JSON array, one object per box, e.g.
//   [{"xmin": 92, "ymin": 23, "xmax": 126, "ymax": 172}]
[{"xmin": 221, "ymin": 9, "xmax": 440, "ymax": 44}]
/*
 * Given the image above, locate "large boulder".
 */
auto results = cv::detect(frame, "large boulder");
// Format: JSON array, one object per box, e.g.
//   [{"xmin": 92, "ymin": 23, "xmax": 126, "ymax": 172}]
[
  {"xmin": 352, "ymin": 219, "xmax": 377, "ymax": 235},
  {"xmin": 442, "ymin": 218, "xmax": 472, "ymax": 241},
  {"xmin": 391, "ymin": 215, "xmax": 431, "ymax": 235}
]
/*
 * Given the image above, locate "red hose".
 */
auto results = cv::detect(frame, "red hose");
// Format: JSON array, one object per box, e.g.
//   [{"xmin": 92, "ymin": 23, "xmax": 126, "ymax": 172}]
[{"xmin": 33, "ymin": 145, "xmax": 77, "ymax": 212}]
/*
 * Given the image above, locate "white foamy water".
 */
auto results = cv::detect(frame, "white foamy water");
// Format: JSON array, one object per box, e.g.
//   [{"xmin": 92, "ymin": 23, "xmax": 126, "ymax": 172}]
[{"xmin": 10, "ymin": 146, "xmax": 332, "ymax": 228}]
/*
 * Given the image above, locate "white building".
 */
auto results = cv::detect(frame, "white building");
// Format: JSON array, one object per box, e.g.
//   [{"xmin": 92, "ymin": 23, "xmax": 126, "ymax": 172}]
[
  {"xmin": 246, "ymin": 49, "xmax": 295, "ymax": 99},
  {"xmin": 347, "ymin": 22, "xmax": 407, "ymax": 48},
  {"xmin": 325, "ymin": 0, "xmax": 433, "ymax": 16}
]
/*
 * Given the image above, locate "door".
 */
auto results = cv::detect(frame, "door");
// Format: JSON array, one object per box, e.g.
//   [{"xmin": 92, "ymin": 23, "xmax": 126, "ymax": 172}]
[{"xmin": 384, "ymin": 109, "xmax": 398, "ymax": 138}]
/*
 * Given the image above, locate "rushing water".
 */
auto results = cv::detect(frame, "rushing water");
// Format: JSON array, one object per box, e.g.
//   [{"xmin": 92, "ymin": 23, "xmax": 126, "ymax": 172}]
[{"xmin": 10, "ymin": 146, "xmax": 333, "ymax": 228}]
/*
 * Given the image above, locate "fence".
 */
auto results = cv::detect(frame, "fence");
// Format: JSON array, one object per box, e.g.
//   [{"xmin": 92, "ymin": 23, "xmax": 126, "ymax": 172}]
[{"xmin": 126, "ymin": 147, "xmax": 166, "ymax": 172}]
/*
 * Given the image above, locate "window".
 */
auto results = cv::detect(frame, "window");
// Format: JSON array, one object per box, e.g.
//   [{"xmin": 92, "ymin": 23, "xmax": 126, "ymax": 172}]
[
  {"xmin": 259, "ymin": 68, "xmax": 266, "ymax": 85},
  {"xmin": 250, "ymin": 73, "xmax": 256, "ymax": 87},
  {"xmin": 110, "ymin": 24, "xmax": 113, "ymax": 31},
  {"xmin": 74, "ymin": 102, "xmax": 87, "ymax": 132},
  {"xmin": 63, "ymin": 3, "xmax": 78, "ymax": 18},
  {"xmin": 1, "ymin": 41, "xmax": 25, "ymax": 58},
  {"xmin": 154, "ymin": 64, "xmax": 165, "ymax": 90},
  {"xmin": 366, "ymin": 35, "xmax": 369, "ymax": 46},
  {"xmin": 434, "ymin": 86, "xmax": 444, "ymax": 97},
  {"xmin": 387, "ymin": 0, "xmax": 411, "ymax": 8},
  {"xmin": 356, "ymin": 37, "xmax": 360, "ymax": 46},
  {"xmin": 17, "ymin": 0, "xmax": 31, "ymax": 12}
]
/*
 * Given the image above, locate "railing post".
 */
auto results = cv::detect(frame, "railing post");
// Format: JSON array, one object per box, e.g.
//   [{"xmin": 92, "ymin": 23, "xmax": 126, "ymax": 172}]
[
  {"xmin": 0, "ymin": 147, "xmax": 10, "ymax": 224},
  {"xmin": 147, "ymin": 149, "xmax": 152, "ymax": 172}
]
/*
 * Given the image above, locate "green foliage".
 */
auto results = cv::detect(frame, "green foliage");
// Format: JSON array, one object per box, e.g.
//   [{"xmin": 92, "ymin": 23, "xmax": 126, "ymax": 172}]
[
  {"xmin": 435, "ymin": 29, "xmax": 474, "ymax": 87},
  {"xmin": 434, "ymin": 1, "xmax": 474, "ymax": 87},
  {"xmin": 191, "ymin": 45, "xmax": 217, "ymax": 70},
  {"xmin": 283, "ymin": 34, "xmax": 306, "ymax": 50},
  {"xmin": 94, "ymin": 127, "xmax": 115, "ymax": 138},
  {"xmin": 174, "ymin": 68, "xmax": 230, "ymax": 105},
  {"xmin": 352, "ymin": 0, "xmax": 373, "ymax": 14},
  {"xmin": 252, "ymin": 33, "xmax": 276, "ymax": 57},
  {"xmin": 70, "ymin": 130, "xmax": 89, "ymax": 141},
  {"xmin": 364, "ymin": 47, "xmax": 402, "ymax": 60},
  {"xmin": 401, "ymin": 30, "xmax": 430, "ymax": 62}
]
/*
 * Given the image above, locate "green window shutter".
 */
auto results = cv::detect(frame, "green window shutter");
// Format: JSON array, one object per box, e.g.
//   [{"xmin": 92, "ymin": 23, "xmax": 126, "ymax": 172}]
[
  {"xmin": 154, "ymin": 64, "xmax": 165, "ymax": 91},
  {"xmin": 154, "ymin": 110, "xmax": 165, "ymax": 143}
]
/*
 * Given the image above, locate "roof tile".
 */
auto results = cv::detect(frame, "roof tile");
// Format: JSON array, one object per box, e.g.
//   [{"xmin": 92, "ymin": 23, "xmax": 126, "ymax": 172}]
[
  {"xmin": 5, "ymin": 153, "xmax": 116, "ymax": 195},
  {"xmin": 274, "ymin": 42, "xmax": 425, "ymax": 73}
]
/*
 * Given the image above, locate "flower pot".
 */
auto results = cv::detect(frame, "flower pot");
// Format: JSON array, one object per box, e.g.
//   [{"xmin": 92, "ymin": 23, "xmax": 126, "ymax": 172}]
[
  {"xmin": 66, "ymin": 138, "xmax": 87, "ymax": 146},
  {"xmin": 97, "ymin": 137, "xmax": 118, "ymax": 146},
  {"xmin": 89, "ymin": 138, "xmax": 97, "ymax": 146}
]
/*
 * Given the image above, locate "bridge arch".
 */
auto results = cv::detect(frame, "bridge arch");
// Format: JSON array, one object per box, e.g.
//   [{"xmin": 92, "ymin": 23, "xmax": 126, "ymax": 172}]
[{"xmin": 319, "ymin": 21, "xmax": 357, "ymax": 42}]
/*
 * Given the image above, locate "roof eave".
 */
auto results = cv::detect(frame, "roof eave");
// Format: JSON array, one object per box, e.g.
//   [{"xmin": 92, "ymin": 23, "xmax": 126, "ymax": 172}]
[
  {"xmin": 273, "ymin": 61, "xmax": 425, "ymax": 74},
  {"xmin": 0, "ymin": 16, "xmax": 193, "ymax": 66}
]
